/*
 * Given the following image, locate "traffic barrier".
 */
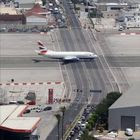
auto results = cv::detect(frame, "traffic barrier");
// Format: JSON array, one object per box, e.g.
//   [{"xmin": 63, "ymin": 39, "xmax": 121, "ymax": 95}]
[
  {"xmin": 0, "ymin": 82, "xmax": 63, "ymax": 86},
  {"xmin": 120, "ymin": 32, "xmax": 140, "ymax": 35}
]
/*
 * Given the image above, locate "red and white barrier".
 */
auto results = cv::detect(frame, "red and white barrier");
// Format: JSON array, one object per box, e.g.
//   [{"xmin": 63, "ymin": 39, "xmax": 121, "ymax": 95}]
[
  {"xmin": 120, "ymin": 32, "xmax": 140, "ymax": 35},
  {"xmin": 0, "ymin": 82, "xmax": 62, "ymax": 86}
]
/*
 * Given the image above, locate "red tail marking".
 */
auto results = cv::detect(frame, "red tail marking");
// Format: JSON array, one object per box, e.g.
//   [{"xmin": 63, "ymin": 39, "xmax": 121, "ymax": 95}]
[{"xmin": 40, "ymin": 50, "xmax": 47, "ymax": 55}]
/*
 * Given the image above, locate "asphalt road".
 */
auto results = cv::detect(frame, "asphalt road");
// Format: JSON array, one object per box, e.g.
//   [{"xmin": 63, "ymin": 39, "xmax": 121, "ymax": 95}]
[
  {"xmin": 47, "ymin": 0, "xmax": 112, "ymax": 140},
  {"xmin": 1, "ymin": 56, "xmax": 140, "ymax": 68}
]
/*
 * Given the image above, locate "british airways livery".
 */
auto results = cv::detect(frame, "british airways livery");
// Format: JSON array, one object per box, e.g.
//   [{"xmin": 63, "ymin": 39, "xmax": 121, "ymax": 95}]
[{"xmin": 35, "ymin": 41, "xmax": 98, "ymax": 61}]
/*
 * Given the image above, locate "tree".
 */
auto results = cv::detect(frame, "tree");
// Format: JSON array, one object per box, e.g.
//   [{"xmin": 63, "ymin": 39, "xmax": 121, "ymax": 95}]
[
  {"xmin": 60, "ymin": 106, "xmax": 66, "ymax": 140},
  {"xmin": 55, "ymin": 114, "xmax": 61, "ymax": 140},
  {"xmin": 80, "ymin": 129, "xmax": 96, "ymax": 140},
  {"xmin": 95, "ymin": 92, "xmax": 122, "ymax": 128}
]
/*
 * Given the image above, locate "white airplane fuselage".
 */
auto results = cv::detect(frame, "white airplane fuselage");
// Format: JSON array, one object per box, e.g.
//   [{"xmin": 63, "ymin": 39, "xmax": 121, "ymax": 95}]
[{"xmin": 38, "ymin": 50, "xmax": 97, "ymax": 60}]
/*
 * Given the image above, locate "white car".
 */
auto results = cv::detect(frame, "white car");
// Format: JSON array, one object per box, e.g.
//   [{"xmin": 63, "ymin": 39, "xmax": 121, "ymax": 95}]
[
  {"xmin": 80, "ymin": 123, "xmax": 86, "ymax": 130},
  {"xmin": 36, "ymin": 108, "xmax": 43, "ymax": 113},
  {"xmin": 107, "ymin": 131, "xmax": 118, "ymax": 138},
  {"xmin": 125, "ymin": 128, "xmax": 133, "ymax": 136}
]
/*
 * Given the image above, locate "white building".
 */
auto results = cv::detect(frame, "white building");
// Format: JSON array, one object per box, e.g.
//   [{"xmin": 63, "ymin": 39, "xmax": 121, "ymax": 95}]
[
  {"xmin": 96, "ymin": 2, "xmax": 128, "ymax": 19},
  {"xmin": 123, "ymin": 10, "xmax": 140, "ymax": 28},
  {"xmin": 15, "ymin": 0, "xmax": 42, "ymax": 9},
  {"xmin": 26, "ymin": 13, "xmax": 48, "ymax": 25},
  {"xmin": 25, "ymin": 4, "xmax": 54, "ymax": 25}
]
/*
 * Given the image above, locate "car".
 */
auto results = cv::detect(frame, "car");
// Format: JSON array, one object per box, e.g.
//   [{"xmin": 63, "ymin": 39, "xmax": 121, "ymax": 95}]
[
  {"xmin": 23, "ymin": 109, "xmax": 31, "ymax": 114},
  {"xmin": 43, "ymin": 106, "xmax": 52, "ymax": 111},
  {"xmin": 77, "ymin": 121, "xmax": 82, "ymax": 126},
  {"xmin": 108, "ymin": 131, "xmax": 118, "ymax": 138},
  {"xmin": 80, "ymin": 123, "xmax": 86, "ymax": 130},
  {"xmin": 17, "ymin": 101, "xmax": 24, "ymax": 104},
  {"xmin": 9, "ymin": 101, "xmax": 17, "ymax": 104},
  {"xmin": 81, "ymin": 116, "xmax": 86, "ymax": 122},
  {"xmin": 36, "ymin": 108, "xmax": 42, "ymax": 113},
  {"xmin": 118, "ymin": 26, "xmax": 124, "ymax": 31},
  {"xmin": 125, "ymin": 128, "xmax": 133, "ymax": 136},
  {"xmin": 78, "ymin": 130, "xmax": 83, "ymax": 138},
  {"xmin": 70, "ymin": 130, "xmax": 75, "ymax": 136}
]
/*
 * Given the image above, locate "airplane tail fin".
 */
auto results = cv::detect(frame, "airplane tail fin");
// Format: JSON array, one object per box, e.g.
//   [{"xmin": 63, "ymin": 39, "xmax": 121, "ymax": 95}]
[
  {"xmin": 37, "ymin": 41, "xmax": 47, "ymax": 50},
  {"xmin": 35, "ymin": 41, "xmax": 48, "ymax": 55}
]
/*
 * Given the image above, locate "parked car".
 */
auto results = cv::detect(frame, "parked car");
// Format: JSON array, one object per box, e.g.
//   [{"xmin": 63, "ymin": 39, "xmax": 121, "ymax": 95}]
[
  {"xmin": 125, "ymin": 128, "xmax": 133, "ymax": 136},
  {"xmin": 36, "ymin": 108, "xmax": 43, "ymax": 113},
  {"xmin": 43, "ymin": 106, "xmax": 52, "ymax": 111},
  {"xmin": 70, "ymin": 130, "xmax": 75, "ymax": 137},
  {"xmin": 9, "ymin": 101, "xmax": 17, "ymax": 104},
  {"xmin": 108, "ymin": 131, "xmax": 118, "ymax": 138},
  {"xmin": 80, "ymin": 123, "xmax": 86, "ymax": 130},
  {"xmin": 118, "ymin": 26, "xmax": 124, "ymax": 31},
  {"xmin": 23, "ymin": 109, "xmax": 31, "ymax": 114},
  {"xmin": 17, "ymin": 101, "xmax": 24, "ymax": 104}
]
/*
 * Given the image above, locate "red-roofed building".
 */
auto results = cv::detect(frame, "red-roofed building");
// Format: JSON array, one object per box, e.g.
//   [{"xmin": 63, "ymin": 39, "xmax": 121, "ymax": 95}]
[
  {"xmin": 26, "ymin": 3, "xmax": 46, "ymax": 14},
  {"xmin": 0, "ymin": 105, "xmax": 41, "ymax": 140},
  {"xmin": 25, "ymin": 4, "xmax": 54, "ymax": 25}
]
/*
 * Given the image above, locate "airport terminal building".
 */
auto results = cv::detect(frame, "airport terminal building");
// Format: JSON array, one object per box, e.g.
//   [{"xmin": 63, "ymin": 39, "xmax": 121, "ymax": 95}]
[{"xmin": 109, "ymin": 83, "xmax": 140, "ymax": 131}]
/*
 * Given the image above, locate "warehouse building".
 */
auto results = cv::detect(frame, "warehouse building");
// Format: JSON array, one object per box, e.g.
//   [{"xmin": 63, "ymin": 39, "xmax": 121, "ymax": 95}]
[{"xmin": 109, "ymin": 83, "xmax": 140, "ymax": 131}]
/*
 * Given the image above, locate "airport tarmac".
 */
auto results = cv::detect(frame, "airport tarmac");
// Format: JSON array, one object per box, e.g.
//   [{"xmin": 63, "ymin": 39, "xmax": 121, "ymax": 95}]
[
  {"xmin": 0, "ymin": 33, "xmax": 63, "ymax": 83},
  {"xmin": 0, "ymin": 33, "xmax": 66, "ymax": 104},
  {"xmin": 105, "ymin": 34, "xmax": 140, "ymax": 56},
  {"xmin": 104, "ymin": 34, "xmax": 140, "ymax": 87}
]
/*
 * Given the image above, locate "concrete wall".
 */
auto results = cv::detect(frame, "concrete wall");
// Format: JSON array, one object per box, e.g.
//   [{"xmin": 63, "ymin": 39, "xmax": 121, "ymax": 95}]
[{"xmin": 109, "ymin": 106, "xmax": 140, "ymax": 131}]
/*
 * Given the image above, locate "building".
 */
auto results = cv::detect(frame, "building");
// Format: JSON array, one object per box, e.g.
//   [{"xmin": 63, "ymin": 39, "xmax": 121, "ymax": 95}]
[
  {"xmin": 25, "ymin": 4, "xmax": 54, "ymax": 25},
  {"xmin": 0, "ymin": 105, "xmax": 41, "ymax": 140},
  {"xmin": 96, "ymin": 2, "xmax": 128, "ymax": 19},
  {"xmin": 25, "ymin": 13, "xmax": 48, "ymax": 25},
  {"xmin": 14, "ymin": 0, "xmax": 42, "ymax": 9},
  {"xmin": 109, "ymin": 83, "xmax": 140, "ymax": 131},
  {"xmin": 0, "ymin": 4, "xmax": 25, "ymax": 24},
  {"xmin": 120, "ymin": 9, "xmax": 140, "ymax": 28}
]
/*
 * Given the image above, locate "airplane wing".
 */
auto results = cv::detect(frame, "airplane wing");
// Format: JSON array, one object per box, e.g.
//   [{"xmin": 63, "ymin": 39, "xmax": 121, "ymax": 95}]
[{"xmin": 63, "ymin": 56, "xmax": 80, "ymax": 61}]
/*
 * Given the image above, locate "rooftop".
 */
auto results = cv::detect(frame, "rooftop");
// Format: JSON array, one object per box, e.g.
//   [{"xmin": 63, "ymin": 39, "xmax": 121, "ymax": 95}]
[
  {"xmin": 0, "ymin": 5, "xmax": 19, "ymax": 15},
  {"xmin": 26, "ymin": 3, "xmax": 46, "ymax": 14},
  {"xmin": 0, "ymin": 105, "xmax": 40, "ymax": 133},
  {"xmin": 14, "ymin": 0, "xmax": 36, "ymax": 4},
  {"xmin": 110, "ymin": 83, "xmax": 140, "ymax": 109}
]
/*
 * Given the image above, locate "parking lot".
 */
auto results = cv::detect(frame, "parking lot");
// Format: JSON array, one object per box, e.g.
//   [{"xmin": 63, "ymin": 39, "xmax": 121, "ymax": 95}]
[{"xmin": 24, "ymin": 103, "xmax": 69, "ymax": 140}]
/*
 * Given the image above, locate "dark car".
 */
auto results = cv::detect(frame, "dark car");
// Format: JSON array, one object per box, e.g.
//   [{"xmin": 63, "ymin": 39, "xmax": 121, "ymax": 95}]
[
  {"xmin": 17, "ymin": 101, "xmax": 24, "ymax": 104},
  {"xmin": 43, "ymin": 106, "xmax": 52, "ymax": 111},
  {"xmin": 23, "ymin": 109, "xmax": 31, "ymax": 114}
]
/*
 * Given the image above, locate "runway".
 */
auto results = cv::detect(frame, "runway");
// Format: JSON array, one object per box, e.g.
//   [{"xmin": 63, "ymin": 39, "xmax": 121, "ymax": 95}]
[{"xmin": 1, "ymin": 56, "xmax": 140, "ymax": 68}]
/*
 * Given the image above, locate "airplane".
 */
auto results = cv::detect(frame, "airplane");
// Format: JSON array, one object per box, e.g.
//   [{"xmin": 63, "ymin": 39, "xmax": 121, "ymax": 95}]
[{"xmin": 35, "ymin": 41, "xmax": 98, "ymax": 62}]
